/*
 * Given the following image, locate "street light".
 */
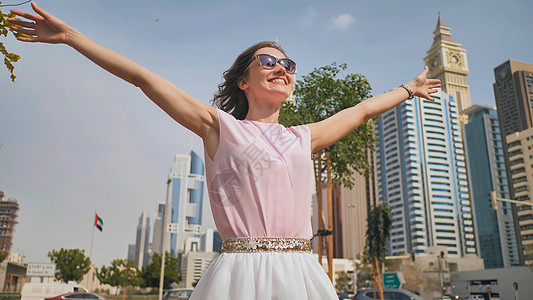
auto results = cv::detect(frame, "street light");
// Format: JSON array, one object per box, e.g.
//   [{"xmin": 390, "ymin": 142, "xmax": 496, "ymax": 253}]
[
  {"xmin": 438, "ymin": 251, "xmax": 445, "ymax": 300},
  {"xmin": 490, "ymin": 191, "xmax": 498, "ymax": 210},
  {"xmin": 490, "ymin": 190, "xmax": 533, "ymax": 210}
]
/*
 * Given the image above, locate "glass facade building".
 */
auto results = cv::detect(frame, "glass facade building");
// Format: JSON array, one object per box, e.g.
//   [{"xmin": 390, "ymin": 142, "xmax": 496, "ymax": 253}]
[
  {"xmin": 166, "ymin": 151, "xmax": 205, "ymax": 257},
  {"xmin": 375, "ymin": 91, "xmax": 476, "ymax": 257},
  {"xmin": 463, "ymin": 105, "xmax": 519, "ymax": 268}
]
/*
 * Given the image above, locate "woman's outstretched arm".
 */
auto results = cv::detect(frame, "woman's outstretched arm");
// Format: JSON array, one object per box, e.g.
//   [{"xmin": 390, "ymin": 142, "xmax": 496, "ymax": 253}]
[
  {"xmin": 307, "ymin": 67, "xmax": 441, "ymax": 153},
  {"xmin": 8, "ymin": 3, "xmax": 218, "ymax": 144}
]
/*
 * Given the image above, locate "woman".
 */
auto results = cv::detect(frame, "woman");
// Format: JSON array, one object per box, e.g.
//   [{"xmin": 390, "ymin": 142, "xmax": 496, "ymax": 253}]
[{"xmin": 9, "ymin": 3, "xmax": 440, "ymax": 299}]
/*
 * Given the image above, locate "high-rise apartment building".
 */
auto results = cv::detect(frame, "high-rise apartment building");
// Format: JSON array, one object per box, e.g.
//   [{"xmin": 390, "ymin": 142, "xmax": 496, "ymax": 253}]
[
  {"xmin": 201, "ymin": 228, "xmax": 222, "ymax": 253},
  {"xmin": 493, "ymin": 60, "xmax": 533, "ymax": 137},
  {"xmin": 424, "ymin": 13, "xmax": 471, "ymax": 122},
  {"xmin": 375, "ymin": 91, "xmax": 476, "ymax": 256},
  {"xmin": 505, "ymin": 127, "xmax": 533, "ymax": 266},
  {"xmin": 493, "ymin": 59, "xmax": 533, "ymax": 265},
  {"xmin": 127, "ymin": 244, "xmax": 135, "ymax": 262},
  {"xmin": 336, "ymin": 163, "xmax": 378, "ymax": 259},
  {"xmin": 163, "ymin": 151, "xmax": 205, "ymax": 257},
  {"xmin": 463, "ymin": 105, "xmax": 519, "ymax": 268},
  {"xmin": 311, "ymin": 148, "xmax": 377, "ymax": 259},
  {"xmin": 152, "ymin": 202, "xmax": 165, "ymax": 255},
  {"xmin": 134, "ymin": 212, "xmax": 150, "ymax": 269},
  {"xmin": 0, "ymin": 191, "xmax": 19, "ymax": 254}
]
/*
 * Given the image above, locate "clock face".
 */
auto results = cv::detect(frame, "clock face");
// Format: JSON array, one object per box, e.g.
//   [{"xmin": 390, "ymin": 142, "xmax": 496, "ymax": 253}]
[
  {"xmin": 451, "ymin": 54, "xmax": 460, "ymax": 64},
  {"xmin": 448, "ymin": 52, "xmax": 463, "ymax": 66},
  {"xmin": 497, "ymin": 66, "xmax": 509, "ymax": 81}
]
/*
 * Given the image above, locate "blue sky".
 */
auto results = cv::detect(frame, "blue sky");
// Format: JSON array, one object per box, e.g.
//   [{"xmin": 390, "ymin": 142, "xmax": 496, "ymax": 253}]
[{"xmin": 1, "ymin": 0, "xmax": 532, "ymax": 267}]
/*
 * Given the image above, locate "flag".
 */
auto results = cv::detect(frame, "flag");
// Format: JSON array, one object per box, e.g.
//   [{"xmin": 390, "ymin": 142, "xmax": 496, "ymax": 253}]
[{"xmin": 94, "ymin": 213, "xmax": 103, "ymax": 232}]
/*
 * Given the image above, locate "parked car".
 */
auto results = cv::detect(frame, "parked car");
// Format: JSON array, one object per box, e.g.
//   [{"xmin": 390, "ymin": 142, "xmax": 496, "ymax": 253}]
[
  {"xmin": 21, "ymin": 283, "xmax": 89, "ymax": 300},
  {"xmin": 465, "ymin": 296, "xmax": 485, "ymax": 300},
  {"xmin": 163, "ymin": 288, "xmax": 194, "ymax": 300},
  {"xmin": 44, "ymin": 292, "xmax": 105, "ymax": 300},
  {"xmin": 353, "ymin": 288, "xmax": 422, "ymax": 300},
  {"xmin": 338, "ymin": 293, "xmax": 351, "ymax": 300}
]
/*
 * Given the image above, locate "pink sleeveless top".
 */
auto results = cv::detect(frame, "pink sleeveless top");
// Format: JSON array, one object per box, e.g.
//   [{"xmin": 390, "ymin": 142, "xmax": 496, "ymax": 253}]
[{"xmin": 203, "ymin": 109, "xmax": 314, "ymax": 240}]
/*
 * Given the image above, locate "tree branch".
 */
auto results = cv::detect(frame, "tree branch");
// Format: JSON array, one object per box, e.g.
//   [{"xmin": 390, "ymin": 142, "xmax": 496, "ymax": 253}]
[{"xmin": 0, "ymin": 0, "xmax": 31, "ymax": 8}]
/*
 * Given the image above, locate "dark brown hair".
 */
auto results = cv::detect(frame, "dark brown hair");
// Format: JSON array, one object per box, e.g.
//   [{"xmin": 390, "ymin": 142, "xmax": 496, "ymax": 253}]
[{"xmin": 212, "ymin": 41, "xmax": 288, "ymax": 120}]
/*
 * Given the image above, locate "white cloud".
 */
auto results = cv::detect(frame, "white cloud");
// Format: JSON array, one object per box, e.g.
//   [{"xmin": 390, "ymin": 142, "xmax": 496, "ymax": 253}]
[
  {"xmin": 330, "ymin": 14, "xmax": 355, "ymax": 29},
  {"xmin": 300, "ymin": 6, "xmax": 319, "ymax": 28}
]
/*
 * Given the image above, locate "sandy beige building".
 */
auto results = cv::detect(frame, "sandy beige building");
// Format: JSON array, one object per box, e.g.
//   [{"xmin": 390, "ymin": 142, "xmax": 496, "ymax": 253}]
[{"xmin": 506, "ymin": 127, "xmax": 533, "ymax": 265}]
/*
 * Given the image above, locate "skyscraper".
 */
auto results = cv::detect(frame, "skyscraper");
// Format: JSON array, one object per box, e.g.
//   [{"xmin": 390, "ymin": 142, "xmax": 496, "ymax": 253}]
[
  {"xmin": 375, "ymin": 91, "xmax": 476, "ymax": 256},
  {"xmin": 163, "ymin": 151, "xmax": 205, "ymax": 257},
  {"xmin": 493, "ymin": 59, "xmax": 533, "ymax": 265},
  {"xmin": 0, "ymin": 191, "xmax": 18, "ymax": 254},
  {"xmin": 493, "ymin": 60, "xmax": 533, "ymax": 137},
  {"xmin": 134, "ymin": 212, "xmax": 150, "ymax": 269},
  {"xmin": 424, "ymin": 13, "xmax": 471, "ymax": 122},
  {"xmin": 463, "ymin": 105, "xmax": 519, "ymax": 268},
  {"xmin": 505, "ymin": 128, "xmax": 533, "ymax": 266},
  {"xmin": 152, "ymin": 202, "xmax": 165, "ymax": 255}
]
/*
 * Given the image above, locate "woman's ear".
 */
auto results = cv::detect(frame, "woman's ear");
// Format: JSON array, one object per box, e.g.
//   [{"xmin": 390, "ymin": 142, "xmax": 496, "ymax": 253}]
[{"xmin": 238, "ymin": 76, "xmax": 248, "ymax": 90}]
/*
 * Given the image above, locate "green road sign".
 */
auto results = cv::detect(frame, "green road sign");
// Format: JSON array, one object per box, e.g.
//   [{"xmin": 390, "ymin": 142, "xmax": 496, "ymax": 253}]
[{"xmin": 383, "ymin": 272, "xmax": 402, "ymax": 289}]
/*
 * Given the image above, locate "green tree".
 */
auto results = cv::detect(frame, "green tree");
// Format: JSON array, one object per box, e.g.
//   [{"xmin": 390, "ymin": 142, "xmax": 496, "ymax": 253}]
[
  {"xmin": 97, "ymin": 259, "xmax": 141, "ymax": 299},
  {"xmin": 48, "ymin": 248, "xmax": 91, "ymax": 283},
  {"xmin": 364, "ymin": 203, "xmax": 392, "ymax": 300},
  {"xmin": 355, "ymin": 260, "xmax": 373, "ymax": 290},
  {"xmin": 279, "ymin": 62, "xmax": 375, "ymax": 187},
  {"xmin": 96, "ymin": 264, "xmax": 120, "ymax": 294},
  {"xmin": 335, "ymin": 271, "xmax": 352, "ymax": 294},
  {"xmin": 0, "ymin": 1, "xmax": 28, "ymax": 82},
  {"xmin": 279, "ymin": 62, "xmax": 375, "ymax": 279},
  {"xmin": 140, "ymin": 252, "xmax": 181, "ymax": 289}
]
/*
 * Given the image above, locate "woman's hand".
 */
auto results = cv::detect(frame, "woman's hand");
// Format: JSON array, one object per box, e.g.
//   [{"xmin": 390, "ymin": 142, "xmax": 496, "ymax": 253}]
[
  {"xmin": 8, "ymin": 2, "xmax": 71, "ymax": 44},
  {"xmin": 406, "ymin": 66, "xmax": 441, "ymax": 101}
]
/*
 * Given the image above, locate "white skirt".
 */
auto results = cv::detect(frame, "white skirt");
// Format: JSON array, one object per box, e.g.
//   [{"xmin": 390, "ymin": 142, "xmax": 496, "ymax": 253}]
[{"xmin": 189, "ymin": 252, "xmax": 338, "ymax": 300}]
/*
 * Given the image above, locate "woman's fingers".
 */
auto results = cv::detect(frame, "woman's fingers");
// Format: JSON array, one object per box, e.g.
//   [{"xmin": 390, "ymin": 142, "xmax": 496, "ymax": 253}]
[
  {"xmin": 6, "ymin": 18, "xmax": 35, "ymax": 28},
  {"xmin": 420, "ymin": 66, "xmax": 429, "ymax": 77},
  {"xmin": 15, "ymin": 36, "xmax": 39, "ymax": 43},
  {"xmin": 30, "ymin": 2, "xmax": 53, "ymax": 19},
  {"xmin": 9, "ymin": 8, "xmax": 44, "ymax": 22},
  {"xmin": 9, "ymin": 25, "xmax": 35, "ymax": 36}
]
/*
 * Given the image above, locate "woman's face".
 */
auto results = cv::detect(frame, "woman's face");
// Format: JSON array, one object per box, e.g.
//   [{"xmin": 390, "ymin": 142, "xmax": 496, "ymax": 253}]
[{"xmin": 239, "ymin": 47, "xmax": 294, "ymax": 104}]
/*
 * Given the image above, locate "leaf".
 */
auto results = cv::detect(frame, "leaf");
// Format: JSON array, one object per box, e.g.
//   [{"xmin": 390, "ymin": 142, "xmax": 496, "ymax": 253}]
[
  {"xmin": 6, "ymin": 52, "xmax": 20, "ymax": 62},
  {"xmin": 0, "ymin": 23, "xmax": 22, "ymax": 82}
]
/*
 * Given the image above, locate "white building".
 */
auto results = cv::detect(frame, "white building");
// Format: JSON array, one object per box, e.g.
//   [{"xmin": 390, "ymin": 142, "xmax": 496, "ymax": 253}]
[
  {"xmin": 375, "ymin": 91, "xmax": 476, "ymax": 257},
  {"xmin": 151, "ymin": 202, "xmax": 165, "ymax": 255},
  {"xmin": 161, "ymin": 151, "xmax": 205, "ymax": 257},
  {"xmin": 180, "ymin": 251, "xmax": 219, "ymax": 288},
  {"xmin": 134, "ymin": 212, "xmax": 150, "ymax": 269}
]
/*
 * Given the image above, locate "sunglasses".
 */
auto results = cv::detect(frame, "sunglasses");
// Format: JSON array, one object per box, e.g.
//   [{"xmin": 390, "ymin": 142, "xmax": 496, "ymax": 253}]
[{"xmin": 250, "ymin": 54, "xmax": 297, "ymax": 74}]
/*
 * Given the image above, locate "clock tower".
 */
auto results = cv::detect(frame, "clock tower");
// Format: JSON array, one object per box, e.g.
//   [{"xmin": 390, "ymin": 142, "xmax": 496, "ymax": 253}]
[{"xmin": 424, "ymin": 13, "xmax": 471, "ymax": 122}]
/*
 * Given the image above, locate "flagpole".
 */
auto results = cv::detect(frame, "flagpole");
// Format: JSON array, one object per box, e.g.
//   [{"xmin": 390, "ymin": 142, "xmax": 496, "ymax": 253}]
[{"xmin": 90, "ymin": 213, "xmax": 95, "ymax": 262}]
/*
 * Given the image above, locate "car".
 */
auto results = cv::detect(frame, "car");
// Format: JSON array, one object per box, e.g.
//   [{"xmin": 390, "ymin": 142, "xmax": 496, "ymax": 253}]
[
  {"xmin": 338, "ymin": 293, "xmax": 351, "ymax": 300},
  {"xmin": 21, "ymin": 283, "xmax": 89, "ymax": 300},
  {"xmin": 45, "ymin": 292, "xmax": 105, "ymax": 300},
  {"xmin": 163, "ymin": 288, "xmax": 194, "ymax": 300},
  {"xmin": 353, "ymin": 288, "xmax": 422, "ymax": 300},
  {"xmin": 465, "ymin": 296, "xmax": 484, "ymax": 300}
]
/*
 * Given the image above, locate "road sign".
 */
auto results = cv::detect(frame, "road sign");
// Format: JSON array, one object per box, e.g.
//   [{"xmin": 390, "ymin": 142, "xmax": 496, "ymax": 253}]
[{"xmin": 383, "ymin": 272, "xmax": 403, "ymax": 289}]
